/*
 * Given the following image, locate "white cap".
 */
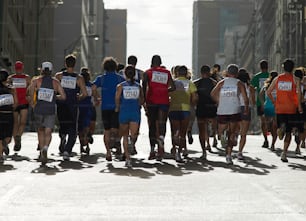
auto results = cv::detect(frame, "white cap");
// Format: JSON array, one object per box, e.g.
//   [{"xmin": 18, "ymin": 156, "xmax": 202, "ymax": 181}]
[{"xmin": 42, "ymin": 62, "xmax": 53, "ymax": 71}]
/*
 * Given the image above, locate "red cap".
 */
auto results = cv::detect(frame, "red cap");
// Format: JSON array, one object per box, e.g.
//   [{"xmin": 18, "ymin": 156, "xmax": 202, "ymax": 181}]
[{"xmin": 15, "ymin": 61, "xmax": 24, "ymax": 71}]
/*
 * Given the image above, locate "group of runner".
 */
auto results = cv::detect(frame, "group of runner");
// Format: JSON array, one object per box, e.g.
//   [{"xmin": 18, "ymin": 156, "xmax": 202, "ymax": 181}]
[{"xmin": 0, "ymin": 55, "xmax": 305, "ymax": 166}]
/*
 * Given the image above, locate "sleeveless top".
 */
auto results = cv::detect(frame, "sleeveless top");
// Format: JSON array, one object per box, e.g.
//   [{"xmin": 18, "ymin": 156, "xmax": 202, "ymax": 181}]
[
  {"xmin": 34, "ymin": 76, "xmax": 56, "ymax": 115},
  {"xmin": 239, "ymin": 83, "xmax": 250, "ymax": 107},
  {"xmin": 145, "ymin": 66, "xmax": 171, "ymax": 105},
  {"xmin": 11, "ymin": 74, "xmax": 28, "ymax": 105},
  {"xmin": 194, "ymin": 77, "xmax": 216, "ymax": 107},
  {"xmin": 79, "ymin": 81, "xmax": 93, "ymax": 108},
  {"xmin": 0, "ymin": 85, "xmax": 14, "ymax": 112},
  {"xmin": 120, "ymin": 81, "xmax": 141, "ymax": 113},
  {"xmin": 59, "ymin": 72, "xmax": 79, "ymax": 105},
  {"xmin": 275, "ymin": 73, "xmax": 298, "ymax": 114},
  {"xmin": 264, "ymin": 87, "xmax": 276, "ymax": 117},
  {"xmin": 217, "ymin": 77, "xmax": 241, "ymax": 115}
]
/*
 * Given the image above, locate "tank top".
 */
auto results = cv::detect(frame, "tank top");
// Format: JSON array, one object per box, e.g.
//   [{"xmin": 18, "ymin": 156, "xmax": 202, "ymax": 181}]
[
  {"xmin": 239, "ymin": 83, "xmax": 250, "ymax": 107},
  {"xmin": 194, "ymin": 77, "xmax": 216, "ymax": 107},
  {"xmin": 59, "ymin": 72, "xmax": 79, "ymax": 105},
  {"xmin": 264, "ymin": 87, "xmax": 276, "ymax": 117},
  {"xmin": 217, "ymin": 77, "xmax": 241, "ymax": 115},
  {"xmin": 0, "ymin": 85, "xmax": 14, "ymax": 112},
  {"xmin": 275, "ymin": 73, "xmax": 298, "ymax": 114},
  {"xmin": 34, "ymin": 76, "xmax": 56, "ymax": 115},
  {"xmin": 79, "ymin": 81, "xmax": 93, "ymax": 107},
  {"xmin": 11, "ymin": 74, "xmax": 28, "ymax": 105},
  {"xmin": 120, "ymin": 81, "xmax": 141, "ymax": 113},
  {"xmin": 146, "ymin": 67, "xmax": 171, "ymax": 105}
]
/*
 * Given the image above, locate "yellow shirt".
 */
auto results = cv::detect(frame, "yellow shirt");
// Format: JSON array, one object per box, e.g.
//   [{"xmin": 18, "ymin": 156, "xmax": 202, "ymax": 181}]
[{"xmin": 169, "ymin": 76, "xmax": 197, "ymax": 112}]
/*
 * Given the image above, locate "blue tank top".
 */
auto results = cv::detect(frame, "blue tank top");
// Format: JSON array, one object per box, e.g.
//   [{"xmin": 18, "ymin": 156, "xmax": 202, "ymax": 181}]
[
  {"xmin": 79, "ymin": 81, "xmax": 93, "ymax": 107},
  {"xmin": 59, "ymin": 72, "xmax": 79, "ymax": 105},
  {"xmin": 120, "ymin": 81, "xmax": 141, "ymax": 113},
  {"xmin": 34, "ymin": 75, "xmax": 56, "ymax": 115},
  {"xmin": 264, "ymin": 88, "xmax": 276, "ymax": 117},
  {"xmin": 93, "ymin": 71, "xmax": 125, "ymax": 110}
]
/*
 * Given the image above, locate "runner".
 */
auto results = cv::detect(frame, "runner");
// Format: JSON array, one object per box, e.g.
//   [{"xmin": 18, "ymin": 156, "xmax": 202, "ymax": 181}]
[
  {"xmin": 55, "ymin": 55, "xmax": 88, "ymax": 161},
  {"xmin": 259, "ymin": 71, "xmax": 279, "ymax": 151},
  {"xmin": 211, "ymin": 64, "xmax": 249, "ymax": 165},
  {"xmin": 237, "ymin": 69, "xmax": 255, "ymax": 160},
  {"xmin": 8, "ymin": 61, "xmax": 31, "ymax": 152},
  {"xmin": 28, "ymin": 62, "xmax": 66, "ymax": 164},
  {"xmin": 92, "ymin": 57, "xmax": 125, "ymax": 161},
  {"xmin": 251, "ymin": 60, "xmax": 270, "ymax": 148},
  {"xmin": 194, "ymin": 65, "xmax": 217, "ymax": 159},
  {"xmin": 266, "ymin": 59, "xmax": 302, "ymax": 162},
  {"xmin": 142, "ymin": 55, "xmax": 176, "ymax": 160},
  {"xmin": 115, "ymin": 65, "xmax": 144, "ymax": 167},
  {"xmin": 0, "ymin": 69, "xmax": 17, "ymax": 163},
  {"xmin": 168, "ymin": 65, "xmax": 197, "ymax": 162}
]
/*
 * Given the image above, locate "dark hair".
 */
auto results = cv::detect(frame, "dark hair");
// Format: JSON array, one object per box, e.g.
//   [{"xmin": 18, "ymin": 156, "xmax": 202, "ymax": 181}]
[
  {"xmin": 213, "ymin": 64, "xmax": 221, "ymax": 71},
  {"xmin": 117, "ymin": 63, "xmax": 125, "ymax": 72},
  {"xmin": 260, "ymin": 60, "xmax": 268, "ymax": 70},
  {"xmin": 80, "ymin": 67, "xmax": 90, "ymax": 82},
  {"xmin": 237, "ymin": 68, "xmax": 250, "ymax": 85},
  {"xmin": 200, "ymin": 65, "xmax": 210, "ymax": 74},
  {"xmin": 282, "ymin": 59, "xmax": 294, "ymax": 72},
  {"xmin": 151, "ymin": 55, "xmax": 162, "ymax": 67},
  {"xmin": 128, "ymin": 55, "xmax": 137, "ymax": 66},
  {"xmin": 0, "ymin": 69, "xmax": 9, "ymax": 86},
  {"xmin": 178, "ymin": 65, "xmax": 188, "ymax": 76},
  {"xmin": 65, "ymin": 54, "xmax": 76, "ymax": 68},
  {"xmin": 264, "ymin": 71, "xmax": 278, "ymax": 88},
  {"xmin": 102, "ymin": 57, "xmax": 118, "ymax": 72},
  {"xmin": 125, "ymin": 65, "xmax": 136, "ymax": 84},
  {"xmin": 294, "ymin": 69, "xmax": 304, "ymax": 80},
  {"xmin": 227, "ymin": 64, "xmax": 239, "ymax": 75}
]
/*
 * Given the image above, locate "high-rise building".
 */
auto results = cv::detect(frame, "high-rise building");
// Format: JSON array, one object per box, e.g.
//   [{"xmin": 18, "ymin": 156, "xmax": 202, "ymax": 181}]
[{"xmin": 192, "ymin": 0, "xmax": 253, "ymax": 77}]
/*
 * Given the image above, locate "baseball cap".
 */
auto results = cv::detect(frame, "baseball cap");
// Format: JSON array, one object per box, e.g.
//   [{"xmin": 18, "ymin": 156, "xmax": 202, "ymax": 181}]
[
  {"xmin": 227, "ymin": 64, "xmax": 239, "ymax": 75},
  {"xmin": 15, "ymin": 61, "xmax": 24, "ymax": 71},
  {"xmin": 42, "ymin": 62, "xmax": 53, "ymax": 71}
]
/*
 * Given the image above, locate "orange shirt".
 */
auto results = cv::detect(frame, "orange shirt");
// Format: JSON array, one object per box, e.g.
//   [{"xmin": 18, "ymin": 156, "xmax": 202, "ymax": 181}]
[{"xmin": 275, "ymin": 73, "xmax": 298, "ymax": 114}]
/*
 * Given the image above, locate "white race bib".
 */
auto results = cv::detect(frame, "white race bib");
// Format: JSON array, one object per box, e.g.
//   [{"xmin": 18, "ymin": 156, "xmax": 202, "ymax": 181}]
[
  {"xmin": 259, "ymin": 78, "xmax": 267, "ymax": 88},
  {"xmin": 0, "ymin": 94, "xmax": 14, "ymax": 106},
  {"xmin": 123, "ymin": 86, "xmax": 139, "ymax": 99},
  {"xmin": 86, "ymin": 86, "xmax": 92, "ymax": 97},
  {"xmin": 12, "ymin": 78, "xmax": 27, "ymax": 88},
  {"xmin": 38, "ymin": 88, "xmax": 54, "ymax": 102},
  {"xmin": 175, "ymin": 80, "xmax": 190, "ymax": 91},
  {"xmin": 151, "ymin": 71, "xmax": 168, "ymax": 84},
  {"xmin": 278, "ymin": 81, "xmax": 292, "ymax": 91},
  {"xmin": 61, "ymin": 76, "xmax": 77, "ymax": 89},
  {"xmin": 221, "ymin": 85, "xmax": 237, "ymax": 97}
]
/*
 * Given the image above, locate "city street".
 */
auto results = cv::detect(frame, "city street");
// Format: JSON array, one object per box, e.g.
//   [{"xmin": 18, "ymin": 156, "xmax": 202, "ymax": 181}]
[{"xmin": 1, "ymin": 117, "xmax": 306, "ymax": 221}]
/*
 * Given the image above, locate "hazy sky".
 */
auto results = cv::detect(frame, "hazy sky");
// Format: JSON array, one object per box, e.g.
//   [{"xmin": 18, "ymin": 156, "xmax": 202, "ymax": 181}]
[{"xmin": 104, "ymin": 0, "xmax": 193, "ymax": 71}]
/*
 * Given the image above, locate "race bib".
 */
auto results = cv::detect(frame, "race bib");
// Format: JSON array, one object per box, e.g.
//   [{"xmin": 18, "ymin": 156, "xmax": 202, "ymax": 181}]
[
  {"xmin": 278, "ymin": 81, "xmax": 292, "ymax": 91},
  {"xmin": 151, "ymin": 71, "xmax": 168, "ymax": 84},
  {"xmin": 38, "ymin": 88, "xmax": 54, "ymax": 102},
  {"xmin": 61, "ymin": 76, "xmax": 77, "ymax": 89},
  {"xmin": 86, "ymin": 86, "xmax": 92, "ymax": 97},
  {"xmin": 175, "ymin": 80, "xmax": 190, "ymax": 91},
  {"xmin": 12, "ymin": 78, "xmax": 27, "ymax": 88},
  {"xmin": 221, "ymin": 85, "xmax": 237, "ymax": 97},
  {"xmin": 123, "ymin": 86, "xmax": 139, "ymax": 99},
  {"xmin": 0, "ymin": 94, "xmax": 14, "ymax": 106},
  {"xmin": 259, "ymin": 78, "xmax": 267, "ymax": 88}
]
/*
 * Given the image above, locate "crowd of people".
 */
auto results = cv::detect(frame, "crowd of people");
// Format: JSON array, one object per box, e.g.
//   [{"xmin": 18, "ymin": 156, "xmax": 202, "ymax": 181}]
[{"xmin": 0, "ymin": 54, "xmax": 305, "ymax": 167}]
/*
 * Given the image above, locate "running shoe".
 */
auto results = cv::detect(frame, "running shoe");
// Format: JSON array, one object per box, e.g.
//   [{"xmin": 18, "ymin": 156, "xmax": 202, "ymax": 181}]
[
  {"xmin": 13, "ymin": 135, "xmax": 21, "ymax": 151},
  {"xmin": 182, "ymin": 148, "xmax": 188, "ymax": 157},
  {"xmin": 2, "ymin": 140, "xmax": 9, "ymax": 156},
  {"xmin": 280, "ymin": 152, "xmax": 288, "ymax": 163},
  {"xmin": 175, "ymin": 152, "xmax": 184, "ymax": 163},
  {"xmin": 40, "ymin": 148, "xmax": 48, "ymax": 165},
  {"xmin": 106, "ymin": 152, "xmax": 112, "ymax": 161},
  {"xmin": 156, "ymin": 147, "xmax": 164, "ymax": 161},
  {"xmin": 63, "ymin": 151, "xmax": 70, "ymax": 161},
  {"xmin": 148, "ymin": 151, "xmax": 156, "ymax": 160},
  {"xmin": 200, "ymin": 151, "xmax": 207, "ymax": 160},
  {"xmin": 85, "ymin": 145, "xmax": 90, "ymax": 155},
  {"xmin": 270, "ymin": 144, "xmax": 275, "ymax": 151},
  {"xmin": 237, "ymin": 152, "xmax": 244, "ymax": 161},
  {"xmin": 187, "ymin": 130, "xmax": 193, "ymax": 144},
  {"xmin": 226, "ymin": 155, "xmax": 233, "ymax": 165},
  {"xmin": 125, "ymin": 159, "xmax": 132, "ymax": 168},
  {"xmin": 262, "ymin": 140, "xmax": 269, "ymax": 148},
  {"xmin": 295, "ymin": 147, "xmax": 301, "ymax": 155},
  {"xmin": 170, "ymin": 147, "xmax": 176, "ymax": 156}
]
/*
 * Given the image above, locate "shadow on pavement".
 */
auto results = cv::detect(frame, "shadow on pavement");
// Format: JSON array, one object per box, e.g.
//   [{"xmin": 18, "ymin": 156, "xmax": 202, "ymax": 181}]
[
  {"xmin": 288, "ymin": 163, "xmax": 306, "ymax": 171},
  {"xmin": 79, "ymin": 153, "xmax": 104, "ymax": 164},
  {"xmin": 0, "ymin": 163, "xmax": 15, "ymax": 172},
  {"xmin": 31, "ymin": 165, "xmax": 67, "ymax": 175},
  {"xmin": 7, "ymin": 153, "xmax": 31, "ymax": 162},
  {"xmin": 59, "ymin": 160, "xmax": 94, "ymax": 170},
  {"xmin": 100, "ymin": 163, "xmax": 155, "ymax": 179}
]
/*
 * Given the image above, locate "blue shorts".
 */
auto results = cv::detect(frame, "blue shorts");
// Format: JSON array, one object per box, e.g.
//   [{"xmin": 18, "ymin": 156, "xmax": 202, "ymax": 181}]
[
  {"xmin": 168, "ymin": 111, "xmax": 190, "ymax": 121},
  {"xmin": 119, "ymin": 110, "xmax": 141, "ymax": 124}
]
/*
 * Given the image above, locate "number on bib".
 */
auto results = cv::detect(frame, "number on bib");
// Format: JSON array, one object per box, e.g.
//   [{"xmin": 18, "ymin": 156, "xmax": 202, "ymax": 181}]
[
  {"xmin": 61, "ymin": 76, "xmax": 77, "ymax": 89},
  {"xmin": 123, "ymin": 86, "xmax": 139, "ymax": 99},
  {"xmin": 278, "ymin": 81, "xmax": 292, "ymax": 91},
  {"xmin": 12, "ymin": 78, "xmax": 27, "ymax": 88},
  {"xmin": 0, "ymin": 94, "xmax": 14, "ymax": 106},
  {"xmin": 38, "ymin": 88, "xmax": 54, "ymax": 102},
  {"xmin": 152, "ymin": 71, "xmax": 168, "ymax": 84}
]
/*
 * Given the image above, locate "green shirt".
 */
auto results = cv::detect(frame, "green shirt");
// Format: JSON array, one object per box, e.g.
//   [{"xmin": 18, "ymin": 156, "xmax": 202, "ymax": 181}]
[{"xmin": 251, "ymin": 71, "xmax": 269, "ymax": 106}]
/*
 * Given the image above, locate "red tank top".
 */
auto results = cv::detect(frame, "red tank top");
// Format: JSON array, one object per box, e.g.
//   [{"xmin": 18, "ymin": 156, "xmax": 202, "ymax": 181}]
[
  {"xmin": 275, "ymin": 73, "xmax": 298, "ymax": 114},
  {"xmin": 11, "ymin": 74, "xmax": 29, "ymax": 105},
  {"xmin": 146, "ymin": 67, "xmax": 171, "ymax": 105}
]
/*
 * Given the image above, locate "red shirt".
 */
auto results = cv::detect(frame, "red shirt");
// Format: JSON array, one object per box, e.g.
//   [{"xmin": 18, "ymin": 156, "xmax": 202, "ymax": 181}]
[
  {"xmin": 145, "ymin": 66, "xmax": 171, "ymax": 105},
  {"xmin": 11, "ymin": 74, "xmax": 29, "ymax": 105}
]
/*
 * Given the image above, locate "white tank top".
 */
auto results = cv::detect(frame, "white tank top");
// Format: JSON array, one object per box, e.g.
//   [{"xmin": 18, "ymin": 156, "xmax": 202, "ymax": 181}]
[
  {"xmin": 239, "ymin": 83, "xmax": 250, "ymax": 107},
  {"xmin": 217, "ymin": 77, "xmax": 241, "ymax": 115}
]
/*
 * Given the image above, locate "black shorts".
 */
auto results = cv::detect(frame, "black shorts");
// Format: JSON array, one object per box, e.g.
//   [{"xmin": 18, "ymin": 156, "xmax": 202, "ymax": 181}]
[
  {"xmin": 217, "ymin": 113, "xmax": 241, "ymax": 124},
  {"xmin": 196, "ymin": 104, "xmax": 217, "ymax": 118},
  {"xmin": 256, "ymin": 105, "xmax": 264, "ymax": 116},
  {"xmin": 102, "ymin": 110, "xmax": 119, "ymax": 130},
  {"xmin": 276, "ymin": 113, "xmax": 303, "ymax": 133},
  {"xmin": 14, "ymin": 104, "xmax": 29, "ymax": 112},
  {"xmin": 0, "ymin": 112, "xmax": 14, "ymax": 140}
]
